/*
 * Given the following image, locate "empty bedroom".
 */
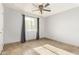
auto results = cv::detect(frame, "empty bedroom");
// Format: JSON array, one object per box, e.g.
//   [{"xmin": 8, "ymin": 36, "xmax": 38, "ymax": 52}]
[{"xmin": 0, "ymin": 3, "xmax": 79, "ymax": 55}]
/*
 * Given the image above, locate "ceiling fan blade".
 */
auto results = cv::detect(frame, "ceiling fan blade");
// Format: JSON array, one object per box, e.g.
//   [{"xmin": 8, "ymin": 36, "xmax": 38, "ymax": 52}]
[
  {"xmin": 32, "ymin": 9, "xmax": 39, "ymax": 11},
  {"xmin": 32, "ymin": 3, "xmax": 38, "ymax": 7},
  {"xmin": 45, "ymin": 3, "xmax": 50, "ymax": 7},
  {"xmin": 43, "ymin": 9, "xmax": 51, "ymax": 12}
]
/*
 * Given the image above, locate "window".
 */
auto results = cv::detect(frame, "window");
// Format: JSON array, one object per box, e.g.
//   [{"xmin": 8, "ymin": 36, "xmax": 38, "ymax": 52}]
[{"xmin": 25, "ymin": 16, "xmax": 37, "ymax": 31}]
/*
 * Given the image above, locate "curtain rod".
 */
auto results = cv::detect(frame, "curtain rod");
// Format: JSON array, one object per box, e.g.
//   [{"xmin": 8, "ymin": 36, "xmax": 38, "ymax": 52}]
[{"xmin": 22, "ymin": 14, "xmax": 39, "ymax": 18}]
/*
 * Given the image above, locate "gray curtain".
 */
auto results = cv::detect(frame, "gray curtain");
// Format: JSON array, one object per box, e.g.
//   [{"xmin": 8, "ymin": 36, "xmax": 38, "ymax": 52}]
[
  {"xmin": 21, "ymin": 14, "xmax": 26, "ymax": 43},
  {"xmin": 36, "ymin": 18, "xmax": 39, "ymax": 40}
]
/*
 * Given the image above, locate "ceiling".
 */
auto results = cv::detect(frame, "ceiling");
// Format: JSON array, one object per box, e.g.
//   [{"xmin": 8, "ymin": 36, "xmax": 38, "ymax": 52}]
[{"xmin": 3, "ymin": 3, "xmax": 79, "ymax": 17}]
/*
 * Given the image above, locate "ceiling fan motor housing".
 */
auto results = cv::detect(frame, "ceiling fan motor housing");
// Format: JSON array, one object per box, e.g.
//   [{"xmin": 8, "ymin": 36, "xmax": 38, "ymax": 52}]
[{"xmin": 39, "ymin": 5, "xmax": 43, "ymax": 9}]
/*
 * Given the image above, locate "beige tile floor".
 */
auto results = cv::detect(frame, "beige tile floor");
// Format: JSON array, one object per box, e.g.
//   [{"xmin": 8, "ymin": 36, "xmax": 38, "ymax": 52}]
[{"xmin": 2, "ymin": 38, "xmax": 79, "ymax": 55}]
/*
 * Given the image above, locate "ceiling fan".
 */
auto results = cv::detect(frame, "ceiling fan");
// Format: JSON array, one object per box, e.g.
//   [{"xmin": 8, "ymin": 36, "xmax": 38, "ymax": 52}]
[{"xmin": 32, "ymin": 3, "xmax": 51, "ymax": 14}]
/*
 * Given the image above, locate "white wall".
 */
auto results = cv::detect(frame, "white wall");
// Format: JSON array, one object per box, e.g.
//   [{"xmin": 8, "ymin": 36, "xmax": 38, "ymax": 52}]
[
  {"xmin": 4, "ymin": 7, "xmax": 22, "ymax": 44},
  {"xmin": 0, "ymin": 3, "xmax": 3, "ymax": 53},
  {"xmin": 4, "ymin": 7, "xmax": 45, "ymax": 44},
  {"xmin": 45, "ymin": 7, "xmax": 79, "ymax": 47},
  {"xmin": 39, "ymin": 18, "xmax": 45, "ymax": 38}
]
